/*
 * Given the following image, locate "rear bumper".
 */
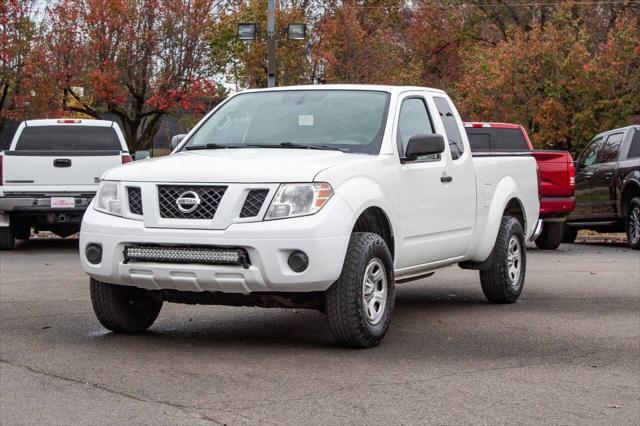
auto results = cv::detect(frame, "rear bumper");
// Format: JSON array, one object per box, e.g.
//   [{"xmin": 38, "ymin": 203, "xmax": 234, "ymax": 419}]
[
  {"xmin": 539, "ymin": 196, "xmax": 575, "ymax": 219},
  {"xmin": 0, "ymin": 195, "xmax": 93, "ymax": 212}
]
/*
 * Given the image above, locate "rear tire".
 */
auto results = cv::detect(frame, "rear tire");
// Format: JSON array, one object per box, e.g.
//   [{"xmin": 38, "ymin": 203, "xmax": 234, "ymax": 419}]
[
  {"xmin": 90, "ymin": 278, "xmax": 163, "ymax": 333},
  {"xmin": 562, "ymin": 225, "xmax": 578, "ymax": 244},
  {"xmin": 626, "ymin": 197, "xmax": 640, "ymax": 250},
  {"xmin": 534, "ymin": 221, "xmax": 563, "ymax": 250},
  {"xmin": 325, "ymin": 232, "xmax": 394, "ymax": 348},
  {"xmin": 480, "ymin": 216, "xmax": 526, "ymax": 303},
  {"xmin": 0, "ymin": 225, "xmax": 16, "ymax": 250}
]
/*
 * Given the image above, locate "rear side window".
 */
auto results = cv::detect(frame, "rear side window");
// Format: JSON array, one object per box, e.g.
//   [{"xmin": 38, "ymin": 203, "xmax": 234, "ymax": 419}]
[
  {"xmin": 15, "ymin": 126, "xmax": 121, "ymax": 151},
  {"xmin": 465, "ymin": 128, "xmax": 530, "ymax": 151},
  {"xmin": 598, "ymin": 133, "xmax": 623, "ymax": 163},
  {"xmin": 433, "ymin": 97, "xmax": 464, "ymax": 160},
  {"xmin": 627, "ymin": 129, "xmax": 640, "ymax": 159}
]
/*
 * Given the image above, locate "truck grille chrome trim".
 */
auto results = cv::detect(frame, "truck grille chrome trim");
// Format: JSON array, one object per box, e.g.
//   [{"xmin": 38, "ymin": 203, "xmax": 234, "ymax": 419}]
[
  {"xmin": 123, "ymin": 245, "xmax": 250, "ymax": 268},
  {"xmin": 127, "ymin": 187, "xmax": 143, "ymax": 215},
  {"xmin": 158, "ymin": 185, "xmax": 226, "ymax": 219},
  {"xmin": 240, "ymin": 189, "xmax": 269, "ymax": 218}
]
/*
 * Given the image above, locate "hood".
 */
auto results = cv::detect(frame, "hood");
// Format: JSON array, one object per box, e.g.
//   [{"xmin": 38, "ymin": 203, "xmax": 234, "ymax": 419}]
[{"xmin": 104, "ymin": 148, "xmax": 371, "ymax": 183}]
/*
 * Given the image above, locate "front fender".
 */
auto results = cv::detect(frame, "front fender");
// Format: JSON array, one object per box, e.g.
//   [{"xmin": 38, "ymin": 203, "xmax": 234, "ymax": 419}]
[{"xmin": 334, "ymin": 177, "xmax": 399, "ymax": 254}]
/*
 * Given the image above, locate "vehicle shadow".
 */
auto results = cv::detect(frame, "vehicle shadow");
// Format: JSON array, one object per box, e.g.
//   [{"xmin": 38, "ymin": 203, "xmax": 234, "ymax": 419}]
[{"xmin": 13, "ymin": 236, "xmax": 79, "ymax": 251}]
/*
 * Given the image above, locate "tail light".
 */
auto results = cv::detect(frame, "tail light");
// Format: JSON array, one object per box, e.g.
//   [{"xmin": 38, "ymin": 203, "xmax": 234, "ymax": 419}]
[
  {"xmin": 568, "ymin": 159, "xmax": 576, "ymax": 193},
  {"xmin": 121, "ymin": 154, "xmax": 133, "ymax": 164}
]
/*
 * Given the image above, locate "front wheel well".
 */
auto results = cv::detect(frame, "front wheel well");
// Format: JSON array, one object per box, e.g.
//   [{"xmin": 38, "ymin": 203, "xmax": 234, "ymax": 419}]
[{"xmin": 352, "ymin": 207, "xmax": 394, "ymax": 259}]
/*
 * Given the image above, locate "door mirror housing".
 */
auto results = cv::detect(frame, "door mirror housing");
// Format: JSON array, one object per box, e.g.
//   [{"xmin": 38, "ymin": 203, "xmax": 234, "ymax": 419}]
[
  {"xmin": 404, "ymin": 134, "xmax": 445, "ymax": 161},
  {"xmin": 170, "ymin": 134, "xmax": 187, "ymax": 150},
  {"xmin": 573, "ymin": 160, "xmax": 580, "ymax": 171},
  {"xmin": 134, "ymin": 150, "xmax": 150, "ymax": 161}
]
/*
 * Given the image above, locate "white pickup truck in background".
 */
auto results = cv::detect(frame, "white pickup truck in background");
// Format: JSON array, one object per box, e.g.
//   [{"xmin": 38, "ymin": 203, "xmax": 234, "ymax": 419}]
[
  {"xmin": 0, "ymin": 119, "xmax": 132, "ymax": 249},
  {"xmin": 80, "ymin": 85, "xmax": 540, "ymax": 348}
]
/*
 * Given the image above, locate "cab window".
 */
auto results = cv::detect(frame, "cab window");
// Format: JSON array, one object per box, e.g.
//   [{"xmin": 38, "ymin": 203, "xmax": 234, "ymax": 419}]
[
  {"xmin": 433, "ymin": 97, "xmax": 464, "ymax": 160},
  {"xmin": 579, "ymin": 138, "xmax": 603, "ymax": 167},
  {"xmin": 397, "ymin": 97, "xmax": 437, "ymax": 160},
  {"xmin": 598, "ymin": 133, "xmax": 623, "ymax": 163}
]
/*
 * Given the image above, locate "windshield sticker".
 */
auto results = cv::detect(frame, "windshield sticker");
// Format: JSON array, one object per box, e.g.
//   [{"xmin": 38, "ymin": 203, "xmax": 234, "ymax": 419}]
[{"xmin": 298, "ymin": 115, "xmax": 314, "ymax": 126}]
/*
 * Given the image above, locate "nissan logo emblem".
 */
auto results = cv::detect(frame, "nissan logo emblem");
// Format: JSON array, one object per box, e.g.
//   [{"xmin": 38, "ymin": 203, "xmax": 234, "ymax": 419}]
[{"xmin": 175, "ymin": 191, "xmax": 201, "ymax": 213}]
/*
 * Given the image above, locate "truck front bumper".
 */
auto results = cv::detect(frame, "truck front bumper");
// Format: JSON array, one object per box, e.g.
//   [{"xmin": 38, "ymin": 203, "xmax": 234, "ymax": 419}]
[{"xmin": 80, "ymin": 196, "xmax": 354, "ymax": 293}]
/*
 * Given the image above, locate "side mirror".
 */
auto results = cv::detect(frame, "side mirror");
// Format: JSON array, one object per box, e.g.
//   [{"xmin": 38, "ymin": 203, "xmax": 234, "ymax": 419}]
[
  {"xmin": 573, "ymin": 160, "xmax": 580, "ymax": 171},
  {"xmin": 134, "ymin": 150, "xmax": 150, "ymax": 161},
  {"xmin": 170, "ymin": 134, "xmax": 187, "ymax": 150},
  {"xmin": 404, "ymin": 134, "xmax": 445, "ymax": 161}
]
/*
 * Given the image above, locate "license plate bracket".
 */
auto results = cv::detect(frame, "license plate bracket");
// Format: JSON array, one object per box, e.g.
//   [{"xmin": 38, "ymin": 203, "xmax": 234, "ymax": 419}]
[{"xmin": 51, "ymin": 197, "xmax": 75, "ymax": 209}]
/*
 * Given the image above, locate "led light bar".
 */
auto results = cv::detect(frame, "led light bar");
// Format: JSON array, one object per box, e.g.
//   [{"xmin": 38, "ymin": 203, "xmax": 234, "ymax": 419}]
[{"xmin": 123, "ymin": 245, "xmax": 249, "ymax": 268}]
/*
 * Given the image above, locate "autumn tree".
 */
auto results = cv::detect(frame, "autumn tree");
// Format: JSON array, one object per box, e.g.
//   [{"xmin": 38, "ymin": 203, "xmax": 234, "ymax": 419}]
[
  {"xmin": 21, "ymin": 0, "xmax": 219, "ymax": 151},
  {"xmin": 0, "ymin": 0, "xmax": 36, "ymax": 134},
  {"xmin": 455, "ymin": 4, "xmax": 639, "ymax": 154}
]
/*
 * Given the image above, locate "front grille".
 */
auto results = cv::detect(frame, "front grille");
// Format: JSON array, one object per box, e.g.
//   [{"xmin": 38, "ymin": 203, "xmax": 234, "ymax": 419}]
[
  {"xmin": 158, "ymin": 185, "xmax": 227, "ymax": 219},
  {"xmin": 127, "ymin": 187, "xmax": 143, "ymax": 215},
  {"xmin": 240, "ymin": 189, "xmax": 269, "ymax": 218},
  {"xmin": 123, "ymin": 245, "xmax": 249, "ymax": 268}
]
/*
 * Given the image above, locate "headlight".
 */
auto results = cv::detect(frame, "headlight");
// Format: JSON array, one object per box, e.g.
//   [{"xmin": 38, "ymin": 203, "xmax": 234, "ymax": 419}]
[
  {"xmin": 94, "ymin": 181, "xmax": 122, "ymax": 216},
  {"xmin": 265, "ymin": 183, "xmax": 333, "ymax": 220}
]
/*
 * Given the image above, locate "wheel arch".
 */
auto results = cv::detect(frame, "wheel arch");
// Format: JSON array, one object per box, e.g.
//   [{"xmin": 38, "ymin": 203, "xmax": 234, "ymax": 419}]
[{"xmin": 352, "ymin": 206, "xmax": 395, "ymax": 259}]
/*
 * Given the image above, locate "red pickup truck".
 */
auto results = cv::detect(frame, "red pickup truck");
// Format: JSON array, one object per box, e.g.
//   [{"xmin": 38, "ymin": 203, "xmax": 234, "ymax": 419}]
[{"xmin": 464, "ymin": 122, "xmax": 575, "ymax": 250}]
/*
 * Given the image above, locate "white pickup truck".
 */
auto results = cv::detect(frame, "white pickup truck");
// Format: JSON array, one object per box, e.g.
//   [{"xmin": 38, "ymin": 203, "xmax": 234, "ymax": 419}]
[
  {"xmin": 0, "ymin": 119, "xmax": 132, "ymax": 249},
  {"xmin": 80, "ymin": 85, "xmax": 541, "ymax": 348}
]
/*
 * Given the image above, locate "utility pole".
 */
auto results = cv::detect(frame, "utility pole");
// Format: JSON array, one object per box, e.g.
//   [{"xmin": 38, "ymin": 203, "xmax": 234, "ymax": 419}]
[{"xmin": 267, "ymin": 0, "xmax": 276, "ymax": 88}]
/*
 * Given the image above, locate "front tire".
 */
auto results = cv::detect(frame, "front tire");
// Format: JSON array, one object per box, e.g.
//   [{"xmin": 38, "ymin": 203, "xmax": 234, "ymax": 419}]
[
  {"xmin": 0, "ymin": 224, "xmax": 16, "ymax": 250},
  {"xmin": 90, "ymin": 279, "xmax": 163, "ymax": 333},
  {"xmin": 480, "ymin": 216, "xmax": 526, "ymax": 303},
  {"xmin": 325, "ymin": 232, "xmax": 394, "ymax": 348},
  {"xmin": 534, "ymin": 221, "xmax": 563, "ymax": 250},
  {"xmin": 626, "ymin": 197, "xmax": 640, "ymax": 250}
]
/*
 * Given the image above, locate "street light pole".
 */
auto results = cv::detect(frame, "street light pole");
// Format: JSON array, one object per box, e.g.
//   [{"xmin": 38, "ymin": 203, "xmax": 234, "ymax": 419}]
[{"xmin": 267, "ymin": 0, "xmax": 276, "ymax": 88}]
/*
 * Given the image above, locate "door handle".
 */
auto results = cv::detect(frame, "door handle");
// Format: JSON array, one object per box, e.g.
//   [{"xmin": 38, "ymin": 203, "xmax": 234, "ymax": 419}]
[
  {"xmin": 440, "ymin": 175, "xmax": 453, "ymax": 183},
  {"xmin": 604, "ymin": 172, "xmax": 613, "ymax": 180},
  {"xmin": 53, "ymin": 159, "xmax": 72, "ymax": 168}
]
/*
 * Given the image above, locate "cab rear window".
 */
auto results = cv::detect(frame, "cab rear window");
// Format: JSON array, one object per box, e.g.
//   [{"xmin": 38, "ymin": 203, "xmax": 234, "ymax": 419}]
[
  {"xmin": 15, "ymin": 126, "xmax": 121, "ymax": 151},
  {"xmin": 465, "ymin": 128, "xmax": 530, "ymax": 151}
]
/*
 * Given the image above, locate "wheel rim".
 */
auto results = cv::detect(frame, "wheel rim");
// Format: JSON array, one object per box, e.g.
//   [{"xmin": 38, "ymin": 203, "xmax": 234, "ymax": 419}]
[
  {"xmin": 507, "ymin": 236, "xmax": 522, "ymax": 286},
  {"xmin": 630, "ymin": 205, "xmax": 640, "ymax": 244},
  {"xmin": 362, "ymin": 258, "xmax": 387, "ymax": 325}
]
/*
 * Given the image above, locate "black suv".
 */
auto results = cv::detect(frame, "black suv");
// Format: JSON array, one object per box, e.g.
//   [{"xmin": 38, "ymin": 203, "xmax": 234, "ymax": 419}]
[{"xmin": 564, "ymin": 125, "xmax": 640, "ymax": 249}]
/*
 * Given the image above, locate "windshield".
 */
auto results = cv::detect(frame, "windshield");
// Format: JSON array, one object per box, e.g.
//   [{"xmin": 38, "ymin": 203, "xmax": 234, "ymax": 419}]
[{"xmin": 183, "ymin": 90, "xmax": 391, "ymax": 154}]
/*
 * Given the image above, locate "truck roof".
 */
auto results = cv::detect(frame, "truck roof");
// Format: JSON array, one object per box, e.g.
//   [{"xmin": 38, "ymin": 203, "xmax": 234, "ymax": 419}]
[
  {"xmin": 22, "ymin": 119, "xmax": 116, "ymax": 127},
  {"xmin": 239, "ymin": 84, "xmax": 447, "ymax": 95}
]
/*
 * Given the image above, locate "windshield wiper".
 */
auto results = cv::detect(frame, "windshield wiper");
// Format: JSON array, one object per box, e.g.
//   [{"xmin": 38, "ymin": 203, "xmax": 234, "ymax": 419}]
[
  {"xmin": 184, "ymin": 143, "xmax": 229, "ymax": 150},
  {"xmin": 245, "ymin": 142, "xmax": 346, "ymax": 152}
]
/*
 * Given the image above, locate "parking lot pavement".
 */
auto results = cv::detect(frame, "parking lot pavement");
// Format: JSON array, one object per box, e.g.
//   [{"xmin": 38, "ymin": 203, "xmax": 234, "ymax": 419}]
[{"xmin": 1, "ymin": 239, "xmax": 638, "ymax": 425}]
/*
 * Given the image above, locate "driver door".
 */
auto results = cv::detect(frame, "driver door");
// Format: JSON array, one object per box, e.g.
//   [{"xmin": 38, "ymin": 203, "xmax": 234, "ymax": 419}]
[{"xmin": 574, "ymin": 137, "xmax": 604, "ymax": 218}]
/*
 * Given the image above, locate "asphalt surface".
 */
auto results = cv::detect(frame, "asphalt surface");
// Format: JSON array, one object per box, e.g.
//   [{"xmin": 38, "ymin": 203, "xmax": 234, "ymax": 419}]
[{"xmin": 1, "ymin": 238, "xmax": 639, "ymax": 425}]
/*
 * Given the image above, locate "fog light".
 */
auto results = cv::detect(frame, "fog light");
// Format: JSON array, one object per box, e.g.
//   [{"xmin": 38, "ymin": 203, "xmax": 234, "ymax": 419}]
[
  {"xmin": 288, "ymin": 251, "xmax": 308, "ymax": 273},
  {"xmin": 86, "ymin": 243, "xmax": 103, "ymax": 265}
]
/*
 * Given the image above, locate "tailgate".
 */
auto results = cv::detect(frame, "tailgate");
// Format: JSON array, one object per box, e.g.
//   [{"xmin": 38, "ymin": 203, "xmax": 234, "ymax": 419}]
[
  {"xmin": 531, "ymin": 150, "xmax": 574, "ymax": 197},
  {"xmin": 2, "ymin": 150, "xmax": 122, "ymax": 192}
]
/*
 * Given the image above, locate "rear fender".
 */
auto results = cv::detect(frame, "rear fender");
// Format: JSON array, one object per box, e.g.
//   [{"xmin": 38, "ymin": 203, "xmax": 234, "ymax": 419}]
[{"xmin": 469, "ymin": 176, "xmax": 526, "ymax": 262}]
